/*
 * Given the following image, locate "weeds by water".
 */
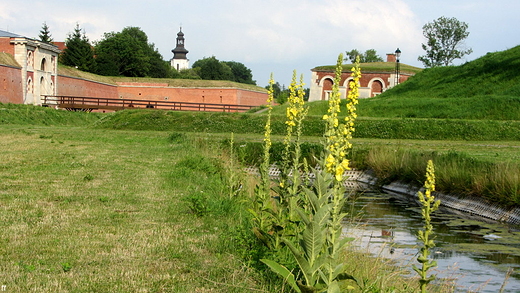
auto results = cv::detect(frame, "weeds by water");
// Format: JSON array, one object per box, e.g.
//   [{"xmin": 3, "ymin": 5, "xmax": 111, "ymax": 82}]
[{"xmin": 366, "ymin": 148, "xmax": 520, "ymax": 206}]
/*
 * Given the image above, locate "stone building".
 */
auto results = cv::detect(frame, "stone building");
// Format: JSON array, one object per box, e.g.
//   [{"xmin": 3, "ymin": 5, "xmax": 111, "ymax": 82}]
[
  {"xmin": 170, "ymin": 28, "xmax": 189, "ymax": 71},
  {"xmin": 308, "ymin": 52, "xmax": 420, "ymax": 102},
  {"xmin": 0, "ymin": 30, "xmax": 60, "ymax": 105}
]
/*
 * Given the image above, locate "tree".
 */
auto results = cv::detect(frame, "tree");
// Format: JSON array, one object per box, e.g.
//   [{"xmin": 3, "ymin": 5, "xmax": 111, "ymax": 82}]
[
  {"xmin": 60, "ymin": 24, "xmax": 96, "ymax": 72},
  {"xmin": 363, "ymin": 49, "xmax": 384, "ymax": 63},
  {"xmin": 418, "ymin": 16, "xmax": 473, "ymax": 67},
  {"xmin": 192, "ymin": 56, "xmax": 233, "ymax": 81},
  {"xmin": 223, "ymin": 61, "xmax": 256, "ymax": 85},
  {"xmin": 345, "ymin": 49, "xmax": 383, "ymax": 63},
  {"xmin": 38, "ymin": 22, "xmax": 53, "ymax": 44},
  {"xmin": 94, "ymin": 26, "xmax": 174, "ymax": 77}
]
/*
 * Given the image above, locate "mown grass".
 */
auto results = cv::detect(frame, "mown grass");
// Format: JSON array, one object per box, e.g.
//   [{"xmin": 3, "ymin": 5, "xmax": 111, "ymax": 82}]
[
  {"xmin": 0, "ymin": 103, "xmax": 103, "ymax": 125},
  {"xmin": 0, "ymin": 126, "xmax": 277, "ymax": 292},
  {"xmin": 0, "ymin": 124, "xmax": 438, "ymax": 292}
]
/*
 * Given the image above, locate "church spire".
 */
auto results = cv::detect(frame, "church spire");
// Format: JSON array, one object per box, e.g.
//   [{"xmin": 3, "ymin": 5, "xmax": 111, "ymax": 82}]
[{"xmin": 171, "ymin": 27, "xmax": 189, "ymax": 71}]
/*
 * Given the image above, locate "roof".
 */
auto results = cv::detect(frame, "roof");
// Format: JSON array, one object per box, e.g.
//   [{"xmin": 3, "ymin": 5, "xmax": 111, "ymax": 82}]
[{"xmin": 0, "ymin": 30, "xmax": 24, "ymax": 38}]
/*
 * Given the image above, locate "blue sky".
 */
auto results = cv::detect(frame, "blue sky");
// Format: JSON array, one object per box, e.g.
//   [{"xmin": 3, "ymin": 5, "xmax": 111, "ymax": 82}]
[{"xmin": 1, "ymin": 0, "xmax": 519, "ymax": 87}]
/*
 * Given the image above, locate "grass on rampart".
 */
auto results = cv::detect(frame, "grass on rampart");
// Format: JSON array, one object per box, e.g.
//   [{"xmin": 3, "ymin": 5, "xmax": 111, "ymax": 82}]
[
  {"xmin": 313, "ymin": 62, "xmax": 423, "ymax": 75},
  {"xmin": 303, "ymin": 45, "xmax": 520, "ymax": 120},
  {"xmin": 0, "ymin": 52, "xmax": 20, "ymax": 67},
  {"xmin": 57, "ymin": 64, "xmax": 267, "ymax": 92}
]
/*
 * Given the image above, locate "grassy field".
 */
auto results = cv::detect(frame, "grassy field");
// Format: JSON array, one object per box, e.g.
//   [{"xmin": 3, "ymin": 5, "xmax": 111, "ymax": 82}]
[
  {"xmin": 1, "ymin": 124, "xmax": 446, "ymax": 292},
  {"xmin": 0, "ymin": 125, "xmax": 274, "ymax": 292}
]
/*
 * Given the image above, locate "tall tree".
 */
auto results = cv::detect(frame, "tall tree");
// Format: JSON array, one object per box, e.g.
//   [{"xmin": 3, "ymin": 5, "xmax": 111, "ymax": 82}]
[
  {"xmin": 418, "ymin": 16, "xmax": 473, "ymax": 67},
  {"xmin": 345, "ymin": 49, "xmax": 383, "ymax": 63},
  {"xmin": 60, "ymin": 24, "xmax": 96, "ymax": 72},
  {"xmin": 363, "ymin": 49, "xmax": 384, "ymax": 63},
  {"xmin": 38, "ymin": 22, "xmax": 53, "ymax": 44},
  {"xmin": 223, "ymin": 61, "xmax": 256, "ymax": 85},
  {"xmin": 192, "ymin": 56, "xmax": 233, "ymax": 81},
  {"xmin": 94, "ymin": 26, "xmax": 174, "ymax": 77}
]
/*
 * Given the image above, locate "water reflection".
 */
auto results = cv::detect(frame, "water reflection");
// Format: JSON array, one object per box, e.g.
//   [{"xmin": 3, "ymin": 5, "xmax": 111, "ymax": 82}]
[{"xmin": 343, "ymin": 192, "xmax": 520, "ymax": 292}]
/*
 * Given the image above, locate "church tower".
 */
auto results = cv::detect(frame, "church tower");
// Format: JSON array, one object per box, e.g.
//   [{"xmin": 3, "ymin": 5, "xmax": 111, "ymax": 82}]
[{"xmin": 170, "ymin": 27, "xmax": 189, "ymax": 71}]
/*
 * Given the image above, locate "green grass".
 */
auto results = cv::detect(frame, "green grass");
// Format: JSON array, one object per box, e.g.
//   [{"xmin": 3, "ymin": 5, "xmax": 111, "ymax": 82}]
[
  {"xmin": 94, "ymin": 109, "xmax": 520, "ymax": 141},
  {"xmin": 57, "ymin": 64, "xmax": 267, "ymax": 92},
  {"xmin": 355, "ymin": 45, "xmax": 520, "ymax": 120},
  {"xmin": 0, "ymin": 124, "xmax": 434, "ymax": 292},
  {"xmin": 313, "ymin": 62, "xmax": 423, "ymax": 75},
  {"xmin": 0, "ymin": 125, "xmax": 276, "ymax": 292},
  {"xmin": 0, "ymin": 52, "xmax": 20, "ymax": 67},
  {"xmin": 303, "ymin": 45, "xmax": 520, "ymax": 121},
  {"xmin": 0, "ymin": 103, "xmax": 103, "ymax": 125}
]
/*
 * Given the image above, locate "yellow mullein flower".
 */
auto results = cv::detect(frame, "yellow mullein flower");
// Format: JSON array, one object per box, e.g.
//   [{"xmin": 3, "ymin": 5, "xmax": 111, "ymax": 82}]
[{"xmin": 322, "ymin": 53, "xmax": 361, "ymax": 183}]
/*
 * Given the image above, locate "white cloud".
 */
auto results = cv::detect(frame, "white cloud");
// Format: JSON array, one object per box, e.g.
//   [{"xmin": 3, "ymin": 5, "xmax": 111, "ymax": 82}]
[{"xmin": 2, "ymin": 0, "xmax": 518, "ymax": 86}]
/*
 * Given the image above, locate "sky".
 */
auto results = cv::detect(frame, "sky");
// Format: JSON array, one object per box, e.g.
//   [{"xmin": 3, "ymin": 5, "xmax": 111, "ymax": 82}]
[{"xmin": 1, "ymin": 0, "xmax": 519, "ymax": 87}]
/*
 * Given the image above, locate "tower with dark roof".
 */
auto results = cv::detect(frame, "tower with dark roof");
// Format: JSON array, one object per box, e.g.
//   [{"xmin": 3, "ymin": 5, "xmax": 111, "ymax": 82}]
[{"xmin": 170, "ymin": 27, "xmax": 189, "ymax": 71}]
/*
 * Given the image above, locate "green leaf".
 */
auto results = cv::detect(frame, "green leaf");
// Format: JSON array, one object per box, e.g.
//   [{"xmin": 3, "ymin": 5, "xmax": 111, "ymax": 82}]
[
  {"xmin": 261, "ymin": 259, "xmax": 301, "ymax": 293},
  {"xmin": 302, "ymin": 220, "xmax": 326, "ymax": 265},
  {"xmin": 283, "ymin": 238, "xmax": 312, "ymax": 284},
  {"xmin": 326, "ymin": 280, "xmax": 341, "ymax": 293}
]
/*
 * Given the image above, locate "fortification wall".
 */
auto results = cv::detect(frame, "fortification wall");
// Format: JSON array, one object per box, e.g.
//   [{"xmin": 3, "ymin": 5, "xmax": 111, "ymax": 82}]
[
  {"xmin": 0, "ymin": 65, "xmax": 23, "ymax": 104},
  {"xmin": 116, "ymin": 83, "xmax": 266, "ymax": 106},
  {"xmin": 58, "ymin": 75, "xmax": 118, "ymax": 98}
]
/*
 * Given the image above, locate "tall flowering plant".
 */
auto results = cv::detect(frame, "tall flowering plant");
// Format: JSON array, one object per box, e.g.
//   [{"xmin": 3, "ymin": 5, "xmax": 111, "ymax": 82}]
[
  {"xmin": 322, "ymin": 54, "xmax": 360, "ymax": 183},
  {"xmin": 262, "ymin": 54, "xmax": 360, "ymax": 293},
  {"xmin": 413, "ymin": 159, "xmax": 440, "ymax": 293},
  {"xmin": 249, "ymin": 74, "xmax": 276, "ymax": 246}
]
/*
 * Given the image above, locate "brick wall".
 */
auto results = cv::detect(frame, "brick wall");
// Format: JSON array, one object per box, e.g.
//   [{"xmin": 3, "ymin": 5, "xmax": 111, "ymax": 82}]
[
  {"xmin": 116, "ymin": 83, "xmax": 267, "ymax": 106},
  {"xmin": 0, "ymin": 39, "xmax": 14, "ymax": 55},
  {"xmin": 0, "ymin": 65, "xmax": 23, "ymax": 103},
  {"xmin": 58, "ymin": 75, "xmax": 118, "ymax": 98}
]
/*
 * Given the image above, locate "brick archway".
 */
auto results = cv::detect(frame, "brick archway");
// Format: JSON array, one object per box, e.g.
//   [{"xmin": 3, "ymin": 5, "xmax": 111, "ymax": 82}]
[
  {"xmin": 322, "ymin": 78, "xmax": 333, "ymax": 100},
  {"xmin": 371, "ymin": 80, "xmax": 383, "ymax": 97}
]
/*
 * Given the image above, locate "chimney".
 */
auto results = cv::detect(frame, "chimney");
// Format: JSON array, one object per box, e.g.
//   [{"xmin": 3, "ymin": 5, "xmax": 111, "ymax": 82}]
[{"xmin": 386, "ymin": 53, "xmax": 396, "ymax": 63}]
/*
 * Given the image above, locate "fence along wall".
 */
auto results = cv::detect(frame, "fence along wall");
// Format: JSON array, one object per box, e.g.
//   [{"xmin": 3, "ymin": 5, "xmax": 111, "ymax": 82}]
[{"xmin": 116, "ymin": 82, "xmax": 267, "ymax": 106}]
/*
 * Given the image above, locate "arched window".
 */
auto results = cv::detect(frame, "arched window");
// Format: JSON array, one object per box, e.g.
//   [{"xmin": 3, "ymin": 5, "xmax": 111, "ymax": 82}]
[
  {"xmin": 27, "ymin": 51, "xmax": 34, "ymax": 68},
  {"xmin": 41, "ymin": 58, "xmax": 46, "ymax": 71},
  {"xmin": 40, "ymin": 76, "xmax": 46, "ymax": 95},
  {"xmin": 27, "ymin": 78, "xmax": 33, "ymax": 93}
]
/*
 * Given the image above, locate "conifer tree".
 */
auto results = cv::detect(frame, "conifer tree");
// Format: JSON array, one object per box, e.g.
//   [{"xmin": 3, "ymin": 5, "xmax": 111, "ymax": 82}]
[
  {"xmin": 38, "ymin": 22, "xmax": 53, "ymax": 44},
  {"xmin": 60, "ymin": 23, "xmax": 96, "ymax": 72}
]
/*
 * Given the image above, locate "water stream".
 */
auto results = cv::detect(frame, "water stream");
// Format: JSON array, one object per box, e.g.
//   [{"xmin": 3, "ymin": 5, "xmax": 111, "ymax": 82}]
[{"xmin": 342, "ymin": 191, "xmax": 520, "ymax": 292}]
